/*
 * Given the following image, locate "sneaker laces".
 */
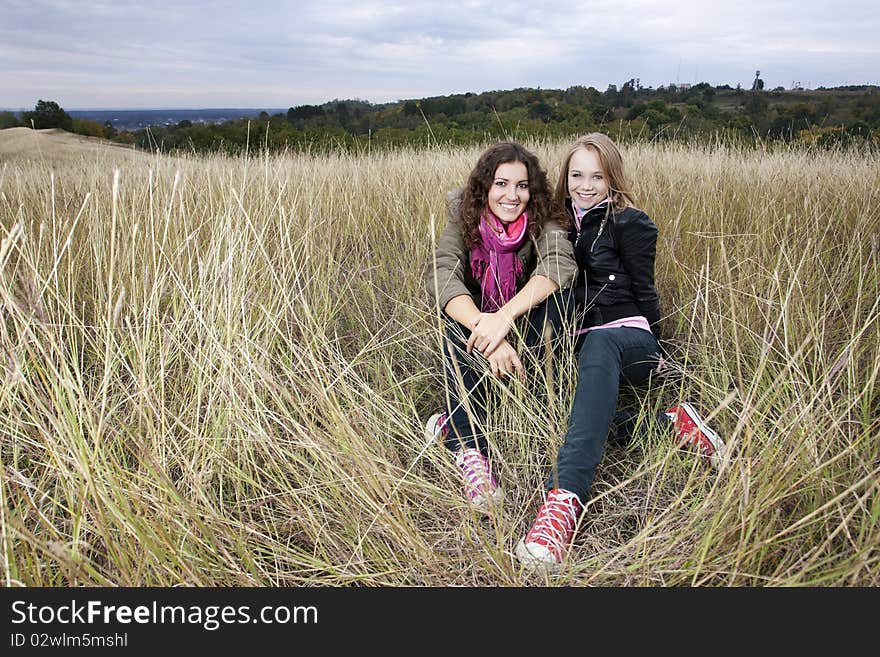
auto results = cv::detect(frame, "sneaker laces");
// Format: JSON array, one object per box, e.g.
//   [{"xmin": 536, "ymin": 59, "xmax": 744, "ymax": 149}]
[
  {"xmin": 667, "ymin": 407, "xmax": 713, "ymax": 456},
  {"xmin": 524, "ymin": 489, "xmax": 582, "ymax": 562},
  {"xmin": 456, "ymin": 448, "xmax": 497, "ymax": 502}
]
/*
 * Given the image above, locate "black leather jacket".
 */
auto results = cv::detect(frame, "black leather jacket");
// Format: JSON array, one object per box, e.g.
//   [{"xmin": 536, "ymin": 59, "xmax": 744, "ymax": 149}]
[{"xmin": 567, "ymin": 199, "xmax": 662, "ymax": 337}]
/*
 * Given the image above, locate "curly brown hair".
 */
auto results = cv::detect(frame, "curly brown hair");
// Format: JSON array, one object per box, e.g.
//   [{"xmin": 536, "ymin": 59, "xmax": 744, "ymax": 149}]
[{"xmin": 459, "ymin": 142, "xmax": 568, "ymax": 248}]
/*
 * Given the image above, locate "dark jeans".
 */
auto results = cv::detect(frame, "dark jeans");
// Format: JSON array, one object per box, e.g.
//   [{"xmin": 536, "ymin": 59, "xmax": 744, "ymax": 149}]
[
  {"xmin": 440, "ymin": 292, "xmax": 570, "ymax": 454},
  {"xmin": 548, "ymin": 327, "xmax": 666, "ymax": 503}
]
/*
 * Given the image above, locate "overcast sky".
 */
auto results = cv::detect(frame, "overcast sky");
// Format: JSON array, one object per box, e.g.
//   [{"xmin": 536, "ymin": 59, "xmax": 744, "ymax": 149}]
[{"xmin": 2, "ymin": 0, "xmax": 878, "ymax": 109}]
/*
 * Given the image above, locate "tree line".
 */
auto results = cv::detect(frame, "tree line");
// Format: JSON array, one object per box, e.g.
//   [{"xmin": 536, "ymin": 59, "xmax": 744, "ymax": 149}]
[{"xmin": 4, "ymin": 81, "xmax": 879, "ymax": 154}]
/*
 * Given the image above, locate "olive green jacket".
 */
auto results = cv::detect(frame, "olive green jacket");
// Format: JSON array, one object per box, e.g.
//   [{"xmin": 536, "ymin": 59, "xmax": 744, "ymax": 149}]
[{"xmin": 426, "ymin": 189, "xmax": 577, "ymax": 312}]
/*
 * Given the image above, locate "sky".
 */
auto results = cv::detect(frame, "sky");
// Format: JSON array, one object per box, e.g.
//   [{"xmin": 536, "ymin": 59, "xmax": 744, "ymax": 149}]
[{"xmin": 2, "ymin": 0, "xmax": 879, "ymax": 110}]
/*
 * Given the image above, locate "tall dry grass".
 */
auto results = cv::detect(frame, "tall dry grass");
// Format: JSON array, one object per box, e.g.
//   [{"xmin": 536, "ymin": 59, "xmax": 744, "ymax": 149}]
[{"xmin": 1, "ymin": 136, "xmax": 878, "ymax": 586}]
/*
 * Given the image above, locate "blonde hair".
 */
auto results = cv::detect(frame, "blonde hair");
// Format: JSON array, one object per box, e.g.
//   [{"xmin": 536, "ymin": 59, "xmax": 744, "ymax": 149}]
[{"xmin": 555, "ymin": 133, "xmax": 636, "ymax": 212}]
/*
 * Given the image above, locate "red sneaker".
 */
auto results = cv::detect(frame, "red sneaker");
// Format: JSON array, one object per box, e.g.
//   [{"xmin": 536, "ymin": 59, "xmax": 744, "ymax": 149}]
[
  {"xmin": 665, "ymin": 402, "xmax": 725, "ymax": 468},
  {"xmin": 515, "ymin": 489, "xmax": 583, "ymax": 573}
]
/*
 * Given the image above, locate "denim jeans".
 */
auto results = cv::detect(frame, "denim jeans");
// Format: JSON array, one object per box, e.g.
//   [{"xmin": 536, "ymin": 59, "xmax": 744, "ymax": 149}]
[
  {"xmin": 547, "ymin": 326, "xmax": 664, "ymax": 502},
  {"xmin": 440, "ymin": 292, "xmax": 570, "ymax": 454}
]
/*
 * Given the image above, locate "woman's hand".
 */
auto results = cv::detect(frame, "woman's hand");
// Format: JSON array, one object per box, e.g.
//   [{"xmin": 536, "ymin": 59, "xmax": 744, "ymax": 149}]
[
  {"xmin": 466, "ymin": 311, "xmax": 514, "ymax": 356},
  {"xmin": 485, "ymin": 339, "xmax": 525, "ymax": 382},
  {"xmin": 465, "ymin": 275, "xmax": 559, "ymax": 356}
]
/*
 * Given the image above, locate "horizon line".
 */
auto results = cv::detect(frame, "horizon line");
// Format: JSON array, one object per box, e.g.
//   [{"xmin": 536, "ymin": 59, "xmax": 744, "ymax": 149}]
[{"xmin": 4, "ymin": 81, "xmax": 878, "ymax": 113}]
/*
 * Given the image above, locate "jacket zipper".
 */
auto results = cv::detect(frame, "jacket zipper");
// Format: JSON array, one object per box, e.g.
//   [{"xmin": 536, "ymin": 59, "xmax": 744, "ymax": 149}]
[
  {"xmin": 575, "ymin": 206, "xmax": 611, "ymax": 255},
  {"xmin": 590, "ymin": 216, "xmax": 608, "ymax": 254}
]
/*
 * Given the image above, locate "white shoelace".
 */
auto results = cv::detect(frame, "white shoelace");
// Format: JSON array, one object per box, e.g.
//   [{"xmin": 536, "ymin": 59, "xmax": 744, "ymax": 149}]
[
  {"xmin": 526, "ymin": 491, "xmax": 581, "ymax": 558},
  {"xmin": 456, "ymin": 449, "xmax": 496, "ymax": 499}
]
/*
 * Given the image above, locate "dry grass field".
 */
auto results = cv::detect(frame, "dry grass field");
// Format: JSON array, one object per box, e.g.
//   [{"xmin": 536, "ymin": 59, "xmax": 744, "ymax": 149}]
[
  {"xmin": 1, "ymin": 128, "xmax": 878, "ymax": 585},
  {"xmin": 0, "ymin": 127, "xmax": 145, "ymax": 164}
]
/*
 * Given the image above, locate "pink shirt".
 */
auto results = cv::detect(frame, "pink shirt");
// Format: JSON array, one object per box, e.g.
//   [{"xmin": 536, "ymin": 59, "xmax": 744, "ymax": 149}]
[{"xmin": 573, "ymin": 315, "xmax": 652, "ymax": 337}]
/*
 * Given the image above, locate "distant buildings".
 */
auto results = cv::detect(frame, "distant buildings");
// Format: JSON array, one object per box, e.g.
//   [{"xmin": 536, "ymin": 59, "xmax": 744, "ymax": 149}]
[{"xmin": 751, "ymin": 70, "xmax": 765, "ymax": 91}]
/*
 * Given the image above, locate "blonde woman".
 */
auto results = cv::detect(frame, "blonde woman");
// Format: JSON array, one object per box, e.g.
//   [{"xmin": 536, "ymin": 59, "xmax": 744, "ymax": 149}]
[{"xmin": 515, "ymin": 133, "xmax": 725, "ymax": 572}]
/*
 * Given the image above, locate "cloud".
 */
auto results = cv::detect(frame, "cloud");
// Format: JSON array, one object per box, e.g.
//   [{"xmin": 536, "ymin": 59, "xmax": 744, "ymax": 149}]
[{"xmin": 2, "ymin": 0, "xmax": 878, "ymax": 108}]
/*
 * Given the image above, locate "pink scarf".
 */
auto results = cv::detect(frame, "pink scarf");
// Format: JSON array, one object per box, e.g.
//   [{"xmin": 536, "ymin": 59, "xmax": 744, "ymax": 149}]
[{"xmin": 470, "ymin": 210, "xmax": 528, "ymax": 312}]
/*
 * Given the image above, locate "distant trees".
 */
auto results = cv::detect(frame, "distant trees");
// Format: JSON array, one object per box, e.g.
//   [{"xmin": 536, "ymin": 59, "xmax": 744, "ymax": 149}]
[
  {"xmin": 107, "ymin": 82, "xmax": 879, "ymax": 155},
  {"xmin": 562, "ymin": 85, "xmax": 601, "ymax": 106},
  {"xmin": 0, "ymin": 111, "xmax": 20, "ymax": 129},
  {"xmin": 71, "ymin": 118, "xmax": 105, "ymax": 137},
  {"xmin": 528, "ymin": 99, "xmax": 555, "ymax": 122},
  {"xmin": 287, "ymin": 105, "xmax": 324, "ymax": 121},
  {"xmin": 420, "ymin": 96, "xmax": 467, "ymax": 116},
  {"xmin": 744, "ymin": 92, "xmax": 769, "ymax": 116},
  {"xmin": 3, "ymin": 100, "xmax": 127, "ymax": 139},
  {"xmin": 22, "ymin": 100, "xmax": 73, "ymax": 131}
]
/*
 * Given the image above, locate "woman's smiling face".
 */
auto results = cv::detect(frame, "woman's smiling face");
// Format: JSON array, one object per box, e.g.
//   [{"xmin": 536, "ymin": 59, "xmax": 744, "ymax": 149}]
[
  {"xmin": 567, "ymin": 147, "xmax": 609, "ymax": 211},
  {"xmin": 487, "ymin": 160, "xmax": 530, "ymax": 223}
]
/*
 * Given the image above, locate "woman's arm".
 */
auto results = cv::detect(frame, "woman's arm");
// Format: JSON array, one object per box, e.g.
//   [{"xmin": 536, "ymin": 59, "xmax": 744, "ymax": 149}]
[
  {"xmin": 466, "ymin": 274, "xmax": 558, "ymax": 355},
  {"xmin": 443, "ymin": 294, "xmax": 482, "ymax": 328},
  {"xmin": 533, "ymin": 219, "xmax": 578, "ymax": 291},
  {"xmin": 426, "ymin": 191, "xmax": 471, "ymax": 312},
  {"xmin": 445, "ymin": 295, "xmax": 524, "ymax": 380},
  {"xmin": 466, "ymin": 220, "xmax": 575, "ymax": 356},
  {"xmin": 466, "ymin": 220, "xmax": 576, "ymax": 356},
  {"xmin": 617, "ymin": 210, "xmax": 662, "ymax": 333}
]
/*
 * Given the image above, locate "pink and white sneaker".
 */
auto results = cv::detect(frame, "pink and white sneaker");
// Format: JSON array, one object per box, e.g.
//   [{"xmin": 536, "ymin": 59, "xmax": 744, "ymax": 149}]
[
  {"xmin": 455, "ymin": 447, "xmax": 503, "ymax": 514},
  {"xmin": 424, "ymin": 412, "xmax": 449, "ymax": 444},
  {"xmin": 515, "ymin": 488, "xmax": 583, "ymax": 573},
  {"xmin": 665, "ymin": 402, "xmax": 725, "ymax": 469}
]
